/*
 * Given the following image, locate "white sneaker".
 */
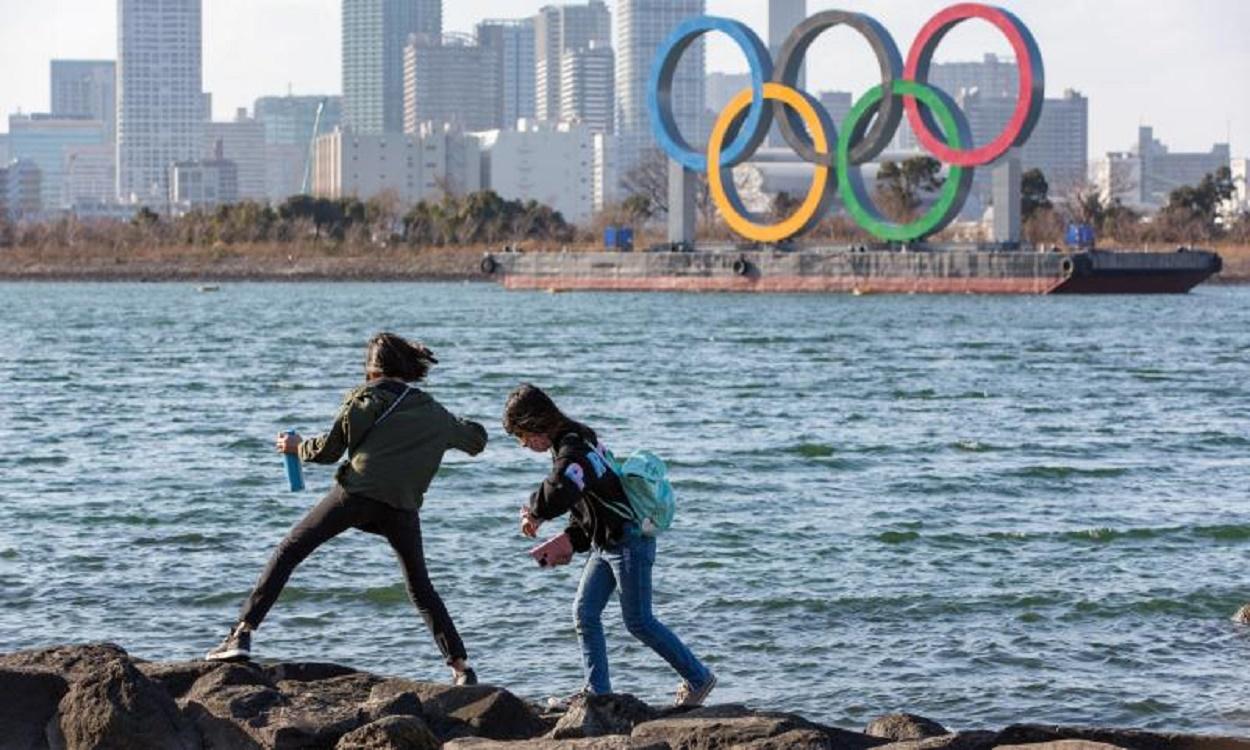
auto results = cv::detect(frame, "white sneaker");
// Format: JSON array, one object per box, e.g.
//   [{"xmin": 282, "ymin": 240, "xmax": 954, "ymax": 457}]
[{"xmin": 674, "ymin": 672, "xmax": 716, "ymax": 707}]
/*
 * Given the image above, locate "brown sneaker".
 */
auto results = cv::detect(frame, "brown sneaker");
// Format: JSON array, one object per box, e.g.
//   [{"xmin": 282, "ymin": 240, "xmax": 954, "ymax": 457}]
[{"xmin": 674, "ymin": 672, "xmax": 716, "ymax": 707}]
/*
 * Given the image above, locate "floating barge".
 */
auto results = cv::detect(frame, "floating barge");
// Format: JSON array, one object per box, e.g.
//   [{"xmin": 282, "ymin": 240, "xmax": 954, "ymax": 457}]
[{"xmin": 481, "ymin": 246, "xmax": 1223, "ymax": 295}]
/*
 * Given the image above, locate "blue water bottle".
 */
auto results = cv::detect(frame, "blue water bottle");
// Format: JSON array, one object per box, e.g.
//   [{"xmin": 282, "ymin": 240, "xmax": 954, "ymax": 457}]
[{"xmin": 283, "ymin": 430, "xmax": 305, "ymax": 492}]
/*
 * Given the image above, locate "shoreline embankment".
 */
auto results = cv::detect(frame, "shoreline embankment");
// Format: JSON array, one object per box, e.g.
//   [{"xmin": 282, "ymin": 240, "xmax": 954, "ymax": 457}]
[{"xmin": 2, "ymin": 643, "xmax": 1246, "ymax": 750}]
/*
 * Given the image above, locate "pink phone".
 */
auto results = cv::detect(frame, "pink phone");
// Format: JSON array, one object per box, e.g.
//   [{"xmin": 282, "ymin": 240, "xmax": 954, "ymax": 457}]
[{"xmin": 529, "ymin": 532, "xmax": 574, "ymax": 567}]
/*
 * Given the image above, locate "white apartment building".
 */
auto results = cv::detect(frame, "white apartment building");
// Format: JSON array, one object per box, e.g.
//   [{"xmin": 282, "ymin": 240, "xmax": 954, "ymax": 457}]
[
  {"xmin": 402, "ymin": 34, "xmax": 499, "ymax": 134},
  {"xmin": 615, "ymin": 0, "xmax": 705, "ymax": 178},
  {"xmin": 117, "ymin": 0, "xmax": 203, "ymax": 203},
  {"xmin": 312, "ymin": 126, "xmax": 481, "ymax": 204},
  {"xmin": 560, "ymin": 43, "xmax": 615, "ymax": 134},
  {"xmin": 476, "ymin": 121, "xmax": 595, "ymax": 224}
]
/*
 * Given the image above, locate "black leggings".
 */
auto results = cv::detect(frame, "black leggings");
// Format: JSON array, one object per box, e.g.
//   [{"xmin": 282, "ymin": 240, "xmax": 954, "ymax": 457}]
[{"xmin": 238, "ymin": 484, "xmax": 467, "ymax": 664}]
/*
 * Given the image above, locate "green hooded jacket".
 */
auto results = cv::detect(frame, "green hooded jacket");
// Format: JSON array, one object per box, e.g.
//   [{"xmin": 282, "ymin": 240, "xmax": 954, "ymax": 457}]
[{"xmin": 298, "ymin": 380, "xmax": 487, "ymax": 510}]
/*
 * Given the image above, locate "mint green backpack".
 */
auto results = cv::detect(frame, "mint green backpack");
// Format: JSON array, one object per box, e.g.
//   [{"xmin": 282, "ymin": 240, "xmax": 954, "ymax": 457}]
[{"xmin": 604, "ymin": 448, "xmax": 676, "ymax": 536}]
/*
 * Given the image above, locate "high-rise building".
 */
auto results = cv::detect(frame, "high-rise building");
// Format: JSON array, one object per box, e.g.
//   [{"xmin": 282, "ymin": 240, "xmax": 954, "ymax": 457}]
[
  {"xmin": 204, "ymin": 109, "xmax": 267, "ymax": 201},
  {"xmin": 311, "ymin": 124, "xmax": 481, "ymax": 203},
  {"xmin": 117, "ymin": 0, "xmax": 203, "ymax": 204},
  {"xmin": 955, "ymin": 88, "xmax": 1089, "ymax": 215},
  {"xmin": 534, "ymin": 1, "xmax": 611, "ymax": 124},
  {"xmin": 9, "ymin": 114, "xmax": 109, "ymax": 211},
  {"xmin": 817, "ymin": 91, "xmax": 853, "ymax": 132},
  {"xmin": 616, "ymin": 0, "xmax": 705, "ymax": 178},
  {"xmin": 403, "ymin": 34, "xmax": 499, "ymax": 134},
  {"xmin": 477, "ymin": 121, "xmax": 595, "ymax": 224},
  {"xmin": 342, "ymin": 0, "xmax": 442, "ymax": 134},
  {"xmin": 705, "ymin": 72, "xmax": 751, "ymax": 117},
  {"xmin": 477, "ymin": 18, "xmax": 537, "ymax": 130},
  {"xmin": 254, "ymin": 95, "xmax": 343, "ymax": 200},
  {"xmin": 0, "ymin": 135, "xmax": 10, "ymax": 165},
  {"xmin": 255, "ymin": 96, "xmax": 344, "ymax": 146},
  {"xmin": 559, "ymin": 42, "xmax": 614, "ymax": 134},
  {"xmin": 169, "ymin": 146, "xmax": 239, "ymax": 213},
  {"xmin": 1136, "ymin": 126, "xmax": 1230, "ymax": 208},
  {"xmin": 51, "ymin": 60, "xmax": 117, "ymax": 143},
  {"xmin": 0, "ymin": 159, "xmax": 44, "ymax": 220},
  {"xmin": 767, "ymin": 0, "xmax": 805, "ymax": 146},
  {"xmin": 1232, "ymin": 158, "xmax": 1250, "ymax": 213},
  {"xmin": 64, "ymin": 145, "xmax": 117, "ymax": 207}
]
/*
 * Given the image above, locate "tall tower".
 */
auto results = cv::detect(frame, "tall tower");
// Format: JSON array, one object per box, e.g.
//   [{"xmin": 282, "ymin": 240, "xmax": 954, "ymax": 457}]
[
  {"xmin": 767, "ymin": 0, "xmax": 804, "ymax": 146},
  {"xmin": 534, "ymin": 1, "xmax": 611, "ymax": 124},
  {"xmin": 477, "ymin": 18, "xmax": 537, "ymax": 129},
  {"xmin": 342, "ymin": 0, "xmax": 442, "ymax": 134},
  {"xmin": 51, "ymin": 60, "xmax": 117, "ymax": 143},
  {"xmin": 116, "ymin": 0, "xmax": 202, "ymax": 203},
  {"xmin": 615, "ymin": 0, "xmax": 705, "ymax": 176}
]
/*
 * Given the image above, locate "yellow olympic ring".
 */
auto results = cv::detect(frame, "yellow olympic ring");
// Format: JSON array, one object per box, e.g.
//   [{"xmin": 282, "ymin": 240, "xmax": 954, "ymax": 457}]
[{"xmin": 707, "ymin": 82, "xmax": 830, "ymax": 245}]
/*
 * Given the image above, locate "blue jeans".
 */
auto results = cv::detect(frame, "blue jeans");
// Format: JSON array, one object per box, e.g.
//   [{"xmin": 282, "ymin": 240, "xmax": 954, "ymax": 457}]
[{"xmin": 573, "ymin": 523, "xmax": 711, "ymax": 694}]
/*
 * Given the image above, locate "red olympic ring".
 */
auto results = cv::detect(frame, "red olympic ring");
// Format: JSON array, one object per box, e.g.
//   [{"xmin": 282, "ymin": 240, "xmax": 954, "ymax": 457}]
[{"xmin": 903, "ymin": 3, "xmax": 1044, "ymax": 167}]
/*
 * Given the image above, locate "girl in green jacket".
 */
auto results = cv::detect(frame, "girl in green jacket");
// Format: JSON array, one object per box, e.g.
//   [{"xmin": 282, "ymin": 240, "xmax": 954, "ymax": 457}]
[{"xmin": 206, "ymin": 332, "xmax": 487, "ymax": 686}]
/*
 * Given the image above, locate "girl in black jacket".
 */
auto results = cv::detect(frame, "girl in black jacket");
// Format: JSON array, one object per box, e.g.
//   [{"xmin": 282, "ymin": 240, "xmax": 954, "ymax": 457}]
[{"xmin": 503, "ymin": 383, "xmax": 716, "ymax": 706}]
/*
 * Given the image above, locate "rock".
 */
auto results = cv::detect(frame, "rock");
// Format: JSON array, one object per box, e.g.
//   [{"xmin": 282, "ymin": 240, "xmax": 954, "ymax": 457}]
[
  {"xmin": 0, "ymin": 642, "xmax": 131, "ymax": 682},
  {"xmin": 57, "ymin": 656, "xmax": 200, "ymax": 750},
  {"xmin": 183, "ymin": 663, "xmax": 399, "ymax": 749},
  {"xmin": 996, "ymin": 742, "xmax": 1128, "ymax": 750},
  {"xmin": 335, "ymin": 715, "xmax": 440, "ymax": 750},
  {"xmin": 410, "ymin": 683, "xmax": 549, "ymax": 741},
  {"xmin": 445, "ymin": 738, "xmax": 670, "ymax": 750},
  {"xmin": 866, "ymin": 714, "xmax": 949, "ymax": 741},
  {"xmin": 1233, "ymin": 604, "xmax": 1250, "ymax": 624},
  {"xmin": 137, "ymin": 660, "xmax": 223, "ymax": 700},
  {"xmin": 550, "ymin": 693, "xmax": 659, "ymax": 739},
  {"xmin": 630, "ymin": 704, "xmax": 884, "ymax": 750},
  {"xmin": 873, "ymin": 731, "xmax": 998, "ymax": 750},
  {"xmin": 995, "ymin": 724, "xmax": 1250, "ymax": 750},
  {"xmin": 0, "ymin": 669, "xmax": 68, "ymax": 750}
]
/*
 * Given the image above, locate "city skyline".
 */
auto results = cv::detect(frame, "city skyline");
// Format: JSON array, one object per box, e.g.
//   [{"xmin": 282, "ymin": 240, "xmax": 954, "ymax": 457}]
[{"xmin": 0, "ymin": 0, "xmax": 1247, "ymax": 160}]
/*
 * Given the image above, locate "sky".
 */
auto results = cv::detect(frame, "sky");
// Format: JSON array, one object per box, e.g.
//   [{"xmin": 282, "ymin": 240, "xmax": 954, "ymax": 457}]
[{"xmin": 0, "ymin": 0, "xmax": 1247, "ymax": 159}]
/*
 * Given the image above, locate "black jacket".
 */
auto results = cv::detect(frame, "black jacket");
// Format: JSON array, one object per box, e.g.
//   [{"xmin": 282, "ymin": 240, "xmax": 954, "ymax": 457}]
[{"xmin": 526, "ymin": 429, "xmax": 633, "ymax": 551}]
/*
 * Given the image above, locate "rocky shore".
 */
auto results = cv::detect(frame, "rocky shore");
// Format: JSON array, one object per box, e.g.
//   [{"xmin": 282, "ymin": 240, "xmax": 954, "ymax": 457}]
[{"xmin": 1, "ymin": 644, "xmax": 1245, "ymax": 750}]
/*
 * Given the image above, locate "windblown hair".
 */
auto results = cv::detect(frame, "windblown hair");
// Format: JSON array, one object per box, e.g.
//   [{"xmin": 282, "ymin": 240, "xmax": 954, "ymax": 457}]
[
  {"xmin": 503, "ymin": 383, "xmax": 591, "ymax": 441},
  {"xmin": 365, "ymin": 332, "xmax": 438, "ymax": 382}
]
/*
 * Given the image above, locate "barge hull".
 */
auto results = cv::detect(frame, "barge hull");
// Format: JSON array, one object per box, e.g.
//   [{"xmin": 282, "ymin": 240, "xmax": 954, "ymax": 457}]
[{"xmin": 488, "ymin": 248, "xmax": 1221, "ymax": 295}]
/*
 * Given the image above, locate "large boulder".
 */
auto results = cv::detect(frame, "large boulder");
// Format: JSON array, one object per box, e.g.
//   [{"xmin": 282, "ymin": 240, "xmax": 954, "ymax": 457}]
[
  {"xmin": 630, "ymin": 704, "xmax": 884, "ymax": 750},
  {"xmin": 865, "ymin": 714, "xmax": 948, "ymax": 742},
  {"xmin": 335, "ymin": 715, "xmax": 440, "ymax": 750},
  {"xmin": 0, "ymin": 669, "xmax": 68, "ymax": 750},
  {"xmin": 56, "ymin": 655, "xmax": 200, "ymax": 750},
  {"xmin": 180, "ymin": 661, "xmax": 428, "ymax": 749},
  {"xmin": 409, "ymin": 683, "xmax": 549, "ymax": 741},
  {"xmin": 550, "ymin": 693, "xmax": 659, "ymax": 739}
]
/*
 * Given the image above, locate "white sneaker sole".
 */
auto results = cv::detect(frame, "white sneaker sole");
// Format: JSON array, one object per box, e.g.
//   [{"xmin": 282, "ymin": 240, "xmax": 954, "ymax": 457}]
[{"xmin": 205, "ymin": 648, "xmax": 250, "ymax": 662}]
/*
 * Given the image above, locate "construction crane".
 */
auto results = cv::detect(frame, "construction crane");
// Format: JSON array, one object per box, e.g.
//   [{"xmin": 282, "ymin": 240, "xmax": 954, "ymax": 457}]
[{"xmin": 300, "ymin": 98, "xmax": 327, "ymax": 195}]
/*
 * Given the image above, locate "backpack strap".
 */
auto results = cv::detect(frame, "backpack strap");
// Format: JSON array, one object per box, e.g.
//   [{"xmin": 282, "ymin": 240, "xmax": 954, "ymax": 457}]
[{"xmin": 351, "ymin": 384, "xmax": 411, "ymax": 453}]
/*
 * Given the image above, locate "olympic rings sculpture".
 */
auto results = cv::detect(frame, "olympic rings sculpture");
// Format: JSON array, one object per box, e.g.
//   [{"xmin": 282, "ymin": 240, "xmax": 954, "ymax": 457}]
[{"xmin": 647, "ymin": 3, "xmax": 1044, "ymax": 244}]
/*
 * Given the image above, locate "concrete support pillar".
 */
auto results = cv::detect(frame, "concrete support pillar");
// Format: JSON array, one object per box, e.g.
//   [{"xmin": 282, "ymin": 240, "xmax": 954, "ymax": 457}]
[
  {"xmin": 667, "ymin": 158, "xmax": 696, "ymax": 247},
  {"xmin": 992, "ymin": 148, "xmax": 1022, "ymax": 245}
]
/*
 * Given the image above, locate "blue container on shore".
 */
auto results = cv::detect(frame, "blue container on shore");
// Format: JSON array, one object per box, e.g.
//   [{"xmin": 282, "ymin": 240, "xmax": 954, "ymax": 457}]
[
  {"xmin": 604, "ymin": 226, "xmax": 634, "ymax": 251},
  {"xmin": 283, "ymin": 430, "xmax": 305, "ymax": 492},
  {"xmin": 1065, "ymin": 223, "xmax": 1095, "ymax": 249}
]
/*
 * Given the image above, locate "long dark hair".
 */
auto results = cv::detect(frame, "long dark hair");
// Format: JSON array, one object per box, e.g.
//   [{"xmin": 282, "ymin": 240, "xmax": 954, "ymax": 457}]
[
  {"xmin": 365, "ymin": 332, "xmax": 438, "ymax": 382},
  {"xmin": 503, "ymin": 383, "xmax": 592, "ymax": 441}
]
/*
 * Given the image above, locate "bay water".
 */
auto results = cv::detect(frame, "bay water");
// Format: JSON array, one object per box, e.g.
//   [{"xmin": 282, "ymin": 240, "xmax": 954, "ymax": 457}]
[{"xmin": 1, "ymin": 281, "xmax": 1248, "ymax": 733}]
